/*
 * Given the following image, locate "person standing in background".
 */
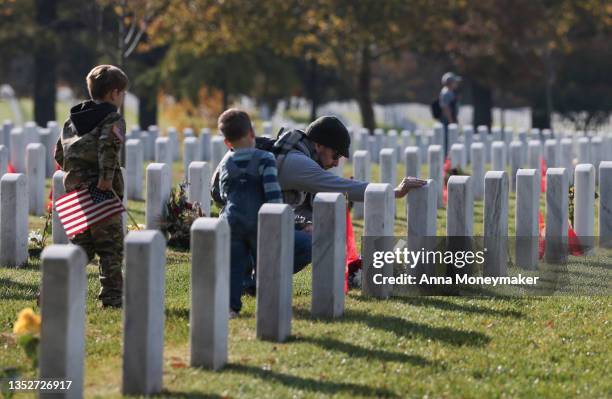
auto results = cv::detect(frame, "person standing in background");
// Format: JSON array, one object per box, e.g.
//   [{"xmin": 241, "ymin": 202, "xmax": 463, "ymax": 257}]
[{"xmin": 439, "ymin": 72, "xmax": 461, "ymax": 156}]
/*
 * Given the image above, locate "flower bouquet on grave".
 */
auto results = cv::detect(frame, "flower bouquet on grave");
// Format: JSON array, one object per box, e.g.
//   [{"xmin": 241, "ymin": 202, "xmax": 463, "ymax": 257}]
[
  {"xmin": 28, "ymin": 209, "xmax": 52, "ymax": 259},
  {"xmin": 160, "ymin": 182, "xmax": 205, "ymax": 250}
]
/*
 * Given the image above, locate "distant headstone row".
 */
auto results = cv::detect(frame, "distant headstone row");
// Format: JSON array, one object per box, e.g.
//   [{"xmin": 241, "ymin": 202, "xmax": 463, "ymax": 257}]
[{"xmin": 3, "ymin": 119, "xmax": 611, "ymax": 177}]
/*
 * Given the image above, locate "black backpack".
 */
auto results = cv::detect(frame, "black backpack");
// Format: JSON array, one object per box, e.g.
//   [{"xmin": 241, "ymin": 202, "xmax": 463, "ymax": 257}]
[
  {"xmin": 431, "ymin": 99, "xmax": 442, "ymax": 120},
  {"xmin": 254, "ymin": 127, "xmax": 287, "ymax": 153}
]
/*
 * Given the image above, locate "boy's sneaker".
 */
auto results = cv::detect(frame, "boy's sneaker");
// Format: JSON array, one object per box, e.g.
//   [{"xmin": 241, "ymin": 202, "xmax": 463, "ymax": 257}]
[
  {"xmin": 229, "ymin": 309, "xmax": 239, "ymax": 319},
  {"xmin": 100, "ymin": 297, "xmax": 122, "ymax": 308}
]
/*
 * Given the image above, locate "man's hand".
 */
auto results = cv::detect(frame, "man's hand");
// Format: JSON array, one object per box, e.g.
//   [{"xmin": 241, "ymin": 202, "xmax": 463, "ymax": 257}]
[
  {"xmin": 97, "ymin": 178, "xmax": 113, "ymax": 191},
  {"xmin": 394, "ymin": 177, "xmax": 427, "ymax": 198}
]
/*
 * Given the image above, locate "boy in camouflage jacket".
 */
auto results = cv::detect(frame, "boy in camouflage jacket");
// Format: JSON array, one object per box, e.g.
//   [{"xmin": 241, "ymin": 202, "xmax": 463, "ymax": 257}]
[{"xmin": 54, "ymin": 65, "xmax": 128, "ymax": 308}]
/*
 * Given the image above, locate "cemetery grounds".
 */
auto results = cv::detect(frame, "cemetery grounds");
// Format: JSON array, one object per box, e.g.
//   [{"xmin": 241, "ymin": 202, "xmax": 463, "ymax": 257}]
[{"xmin": 1, "ymin": 160, "xmax": 610, "ymax": 399}]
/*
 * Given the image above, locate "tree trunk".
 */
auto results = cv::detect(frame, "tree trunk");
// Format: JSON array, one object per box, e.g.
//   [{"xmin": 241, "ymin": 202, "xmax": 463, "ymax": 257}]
[
  {"xmin": 33, "ymin": 0, "xmax": 57, "ymax": 126},
  {"xmin": 471, "ymin": 80, "xmax": 492, "ymax": 129},
  {"xmin": 531, "ymin": 91, "xmax": 551, "ymax": 129},
  {"xmin": 138, "ymin": 89, "xmax": 158, "ymax": 129},
  {"xmin": 357, "ymin": 46, "xmax": 375, "ymax": 131},
  {"xmin": 308, "ymin": 57, "xmax": 318, "ymax": 122},
  {"xmin": 222, "ymin": 89, "xmax": 229, "ymax": 111},
  {"xmin": 221, "ymin": 69, "xmax": 229, "ymax": 110}
]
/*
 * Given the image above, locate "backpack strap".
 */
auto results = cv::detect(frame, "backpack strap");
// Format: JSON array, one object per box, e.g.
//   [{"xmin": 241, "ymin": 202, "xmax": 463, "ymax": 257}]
[
  {"xmin": 225, "ymin": 150, "xmax": 264, "ymax": 178},
  {"xmin": 273, "ymin": 129, "xmax": 312, "ymax": 173}
]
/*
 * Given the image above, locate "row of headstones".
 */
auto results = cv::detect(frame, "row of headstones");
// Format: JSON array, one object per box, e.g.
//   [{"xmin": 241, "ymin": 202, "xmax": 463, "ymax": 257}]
[
  {"xmin": 1, "ymin": 142, "xmax": 608, "ymax": 270},
  {"xmin": 0, "ymin": 120, "xmax": 231, "ymax": 177},
  {"xmin": 351, "ymin": 137, "xmax": 612, "ymax": 219},
  {"xmin": 4, "ymin": 118, "xmax": 610, "ymax": 175},
  {"xmin": 0, "ymin": 168, "xmax": 128, "ymax": 267},
  {"xmin": 0, "ymin": 142, "xmax": 48, "ymax": 216},
  {"xmin": 133, "ymin": 126, "xmax": 351, "ymax": 180},
  {"xmin": 145, "ymin": 123, "xmax": 612, "ymax": 174},
  {"xmin": 8, "ymin": 117, "xmax": 604, "ymax": 184},
  {"xmin": 0, "ymin": 123, "xmax": 221, "ymax": 217},
  {"xmin": 348, "ymin": 123, "xmax": 612, "ymax": 166},
  {"xmin": 129, "ymin": 122, "xmax": 278, "ymax": 169},
  {"xmin": 126, "ymin": 125, "xmax": 227, "ymax": 171},
  {"xmin": 0, "ymin": 120, "xmax": 63, "ymax": 217},
  {"xmin": 1, "ymin": 120, "xmax": 59, "ymax": 177},
  {"xmin": 131, "ymin": 123, "xmax": 612, "ymax": 172},
  {"xmin": 5, "ymin": 154, "xmax": 609, "ymax": 270},
  {"xmin": 364, "ymin": 164, "xmax": 612, "ymax": 291},
  {"xmin": 354, "ymin": 155, "xmax": 612, "ymax": 260},
  {"xmin": 124, "ymin": 136, "xmax": 213, "ymax": 206},
  {"xmin": 0, "ymin": 158, "xmax": 211, "ymax": 267},
  {"xmin": 36, "ymin": 193, "xmax": 344, "ymax": 396},
  {"xmin": 7, "ymin": 133, "xmax": 573, "ymax": 221},
  {"xmin": 1, "ymin": 118, "xmax": 348, "ymax": 190}
]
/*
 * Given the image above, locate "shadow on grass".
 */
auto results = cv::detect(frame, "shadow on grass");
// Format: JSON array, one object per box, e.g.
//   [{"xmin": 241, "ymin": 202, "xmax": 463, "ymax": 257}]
[
  {"xmin": 565, "ymin": 269, "xmax": 610, "ymax": 279},
  {"xmin": 353, "ymin": 295, "xmax": 524, "ymax": 318},
  {"xmin": 578, "ymin": 260, "xmax": 612, "ymax": 270},
  {"xmin": 0, "ymin": 277, "xmax": 39, "ymax": 300},
  {"xmin": 295, "ymin": 308, "xmax": 490, "ymax": 347},
  {"xmin": 225, "ymin": 364, "xmax": 398, "ymax": 398},
  {"xmin": 13, "ymin": 260, "xmax": 41, "ymax": 271},
  {"xmin": 166, "ymin": 307, "xmax": 189, "ymax": 320},
  {"xmin": 294, "ymin": 335, "xmax": 435, "ymax": 366},
  {"xmin": 169, "ymin": 305, "xmax": 488, "ymax": 347}
]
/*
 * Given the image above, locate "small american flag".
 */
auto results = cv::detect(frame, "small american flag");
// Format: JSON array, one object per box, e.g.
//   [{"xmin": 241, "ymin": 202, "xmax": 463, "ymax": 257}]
[{"xmin": 55, "ymin": 185, "xmax": 124, "ymax": 238}]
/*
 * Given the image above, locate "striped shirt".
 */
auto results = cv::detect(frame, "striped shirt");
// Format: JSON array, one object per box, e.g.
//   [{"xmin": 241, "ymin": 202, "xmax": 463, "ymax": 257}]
[{"xmin": 219, "ymin": 147, "xmax": 283, "ymax": 203}]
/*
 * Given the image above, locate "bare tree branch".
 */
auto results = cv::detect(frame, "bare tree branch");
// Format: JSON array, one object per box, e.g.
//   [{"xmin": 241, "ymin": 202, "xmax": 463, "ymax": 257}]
[
  {"xmin": 124, "ymin": 19, "xmax": 137, "ymax": 44},
  {"xmin": 121, "ymin": 0, "xmax": 173, "ymax": 59},
  {"xmin": 124, "ymin": 22, "xmax": 146, "ymax": 57}
]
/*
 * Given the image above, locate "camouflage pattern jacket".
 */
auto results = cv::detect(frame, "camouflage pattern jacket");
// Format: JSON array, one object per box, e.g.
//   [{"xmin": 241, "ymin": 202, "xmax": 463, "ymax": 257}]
[{"xmin": 54, "ymin": 101, "xmax": 125, "ymax": 196}]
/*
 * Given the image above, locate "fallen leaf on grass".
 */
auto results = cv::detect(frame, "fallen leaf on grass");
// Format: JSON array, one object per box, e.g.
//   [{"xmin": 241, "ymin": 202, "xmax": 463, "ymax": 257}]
[{"xmin": 170, "ymin": 357, "xmax": 188, "ymax": 369}]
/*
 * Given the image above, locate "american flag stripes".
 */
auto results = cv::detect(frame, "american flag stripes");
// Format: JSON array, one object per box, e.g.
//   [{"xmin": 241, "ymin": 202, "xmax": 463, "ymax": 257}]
[{"xmin": 55, "ymin": 185, "xmax": 124, "ymax": 238}]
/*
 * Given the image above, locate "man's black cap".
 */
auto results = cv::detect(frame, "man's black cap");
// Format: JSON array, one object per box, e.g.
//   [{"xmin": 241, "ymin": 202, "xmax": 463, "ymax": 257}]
[{"xmin": 305, "ymin": 116, "xmax": 350, "ymax": 158}]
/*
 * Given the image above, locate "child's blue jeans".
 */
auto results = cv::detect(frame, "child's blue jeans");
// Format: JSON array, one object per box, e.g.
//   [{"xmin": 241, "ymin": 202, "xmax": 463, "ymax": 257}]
[{"xmin": 230, "ymin": 229, "xmax": 312, "ymax": 312}]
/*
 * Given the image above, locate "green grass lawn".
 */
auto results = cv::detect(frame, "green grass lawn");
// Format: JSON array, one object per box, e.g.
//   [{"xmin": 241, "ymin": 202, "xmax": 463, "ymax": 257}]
[{"xmin": 1, "ymin": 160, "xmax": 611, "ymax": 398}]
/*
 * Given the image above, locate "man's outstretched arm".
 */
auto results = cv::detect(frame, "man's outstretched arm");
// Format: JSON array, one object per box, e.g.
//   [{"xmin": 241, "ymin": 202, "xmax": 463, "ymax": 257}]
[{"xmin": 278, "ymin": 152, "xmax": 426, "ymax": 200}]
